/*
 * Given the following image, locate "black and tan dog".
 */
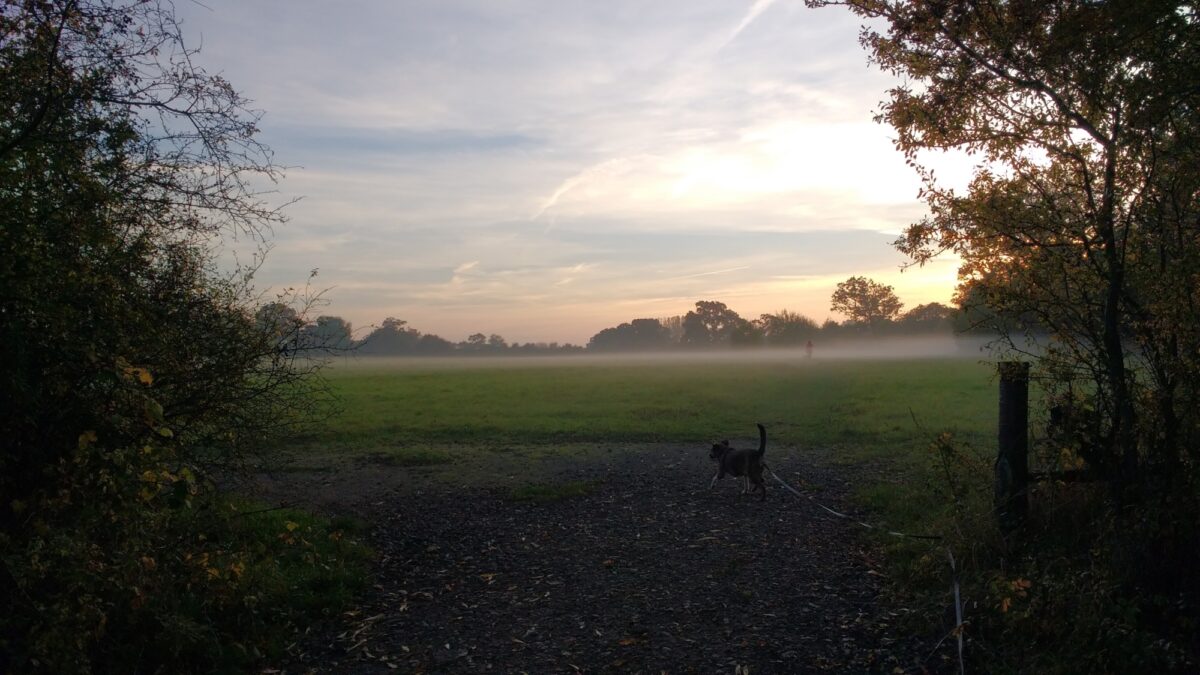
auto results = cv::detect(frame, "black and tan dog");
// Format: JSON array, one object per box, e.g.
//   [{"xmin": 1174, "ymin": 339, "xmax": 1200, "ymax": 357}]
[{"xmin": 708, "ymin": 423, "xmax": 767, "ymax": 500}]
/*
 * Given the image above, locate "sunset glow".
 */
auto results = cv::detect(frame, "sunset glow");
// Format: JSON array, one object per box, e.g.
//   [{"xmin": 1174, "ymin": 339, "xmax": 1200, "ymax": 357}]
[{"xmin": 179, "ymin": 1, "xmax": 967, "ymax": 344}]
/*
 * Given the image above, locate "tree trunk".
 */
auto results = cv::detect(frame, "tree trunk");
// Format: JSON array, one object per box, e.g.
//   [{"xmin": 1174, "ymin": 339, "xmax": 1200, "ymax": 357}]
[{"xmin": 1097, "ymin": 135, "xmax": 1138, "ymax": 487}]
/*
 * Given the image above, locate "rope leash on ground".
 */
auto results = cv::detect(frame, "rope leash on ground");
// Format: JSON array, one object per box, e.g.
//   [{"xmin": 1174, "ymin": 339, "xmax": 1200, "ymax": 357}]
[
  {"xmin": 765, "ymin": 465, "xmax": 967, "ymax": 673},
  {"xmin": 765, "ymin": 465, "xmax": 943, "ymax": 541}
]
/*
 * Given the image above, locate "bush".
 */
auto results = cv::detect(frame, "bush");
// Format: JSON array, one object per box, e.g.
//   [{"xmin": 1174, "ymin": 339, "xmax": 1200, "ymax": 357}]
[
  {"xmin": 0, "ymin": 2, "xmax": 363, "ymax": 671},
  {"xmin": 884, "ymin": 433, "xmax": 1199, "ymax": 673}
]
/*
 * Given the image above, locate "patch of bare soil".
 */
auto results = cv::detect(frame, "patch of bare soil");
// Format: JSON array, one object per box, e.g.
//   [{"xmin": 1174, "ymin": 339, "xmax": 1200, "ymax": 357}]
[{"xmin": 266, "ymin": 446, "xmax": 943, "ymax": 673}]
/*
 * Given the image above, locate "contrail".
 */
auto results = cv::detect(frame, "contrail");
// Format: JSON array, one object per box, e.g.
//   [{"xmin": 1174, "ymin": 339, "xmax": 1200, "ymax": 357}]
[
  {"xmin": 531, "ymin": 155, "xmax": 648, "ymax": 220},
  {"xmin": 719, "ymin": 0, "xmax": 779, "ymax": 52},
  {"xmin": 663, "ymin": 265, "xmax": 751, "ymax": 281}
]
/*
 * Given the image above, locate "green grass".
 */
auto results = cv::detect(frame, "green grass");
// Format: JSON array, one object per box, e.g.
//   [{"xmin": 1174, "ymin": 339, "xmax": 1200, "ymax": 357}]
[
  {"xmin": 293, "ymin": 354, "xmax": 1002, "ymax": 558},
  {"xmin": 305, "ymin": 354, "xmax": 1002, "ymax": 611},
  {"xmin": 311, "ymin": 355, "xmax": 998, "ymax": 470},
  {"xmin": 288, "ymin": 355, "xmax": 1006, "ymax": 554},
  {"xmin": 225, "ymin": 501, "xmax": 372, "ymax": 612}
]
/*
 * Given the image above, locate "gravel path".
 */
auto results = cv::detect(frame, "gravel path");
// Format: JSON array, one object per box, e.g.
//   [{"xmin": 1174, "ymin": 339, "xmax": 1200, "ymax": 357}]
[{"xmin": 275, "ymin": 446, "xmax": 938, "ymax": 673}]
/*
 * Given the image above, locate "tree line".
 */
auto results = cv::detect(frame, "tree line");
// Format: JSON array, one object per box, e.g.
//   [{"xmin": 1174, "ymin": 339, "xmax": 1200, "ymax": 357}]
[
  {"xmin": 257, "ymin": 309, "xmax": 587, "ymax": 356},
  {"xmin": 588, "ymin": 276, "xmax": 961, "ymax": 352},
  {"xmin": 306, "ymin": 275, "xmax": 969, "ymax": 357}
]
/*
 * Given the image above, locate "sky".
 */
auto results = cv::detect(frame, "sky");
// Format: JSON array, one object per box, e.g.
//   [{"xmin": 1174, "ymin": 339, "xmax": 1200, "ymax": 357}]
[{"xmin": 176, "ymin": 0, "xmax": 971, "ymax": 345}]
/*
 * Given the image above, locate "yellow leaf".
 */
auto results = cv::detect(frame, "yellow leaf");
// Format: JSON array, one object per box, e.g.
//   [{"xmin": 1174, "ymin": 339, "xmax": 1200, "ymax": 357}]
[
  {"xmin": 78, "ymin": 430, "xmax": 98, "ymax": 450},
  {"xmin": 132, "ymin": 368, "xmax": 153, "ymax": 386},
  {"xmin": 285, "ymin": 521, "xmax": 299, "ymax": 532}
]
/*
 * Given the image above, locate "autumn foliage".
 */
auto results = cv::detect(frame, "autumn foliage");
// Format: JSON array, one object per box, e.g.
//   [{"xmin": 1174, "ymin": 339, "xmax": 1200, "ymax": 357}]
[
  {"xmin": 0, "ymin": 2, "xmax": 364, "ymax": 670},
  {"xmin": 810, "ymin": 0, "xmax": 1200, "ymax": 669}
]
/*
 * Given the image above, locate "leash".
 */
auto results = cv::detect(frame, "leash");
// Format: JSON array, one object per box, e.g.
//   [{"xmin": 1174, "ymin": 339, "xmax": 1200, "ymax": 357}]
[
  {"xmin": 766, "ymin": 465, "xmax": 943, "ymax": 541},
  {"xmin": 763, "ymin": 464, "xmax": 961, "ymax": 672}
]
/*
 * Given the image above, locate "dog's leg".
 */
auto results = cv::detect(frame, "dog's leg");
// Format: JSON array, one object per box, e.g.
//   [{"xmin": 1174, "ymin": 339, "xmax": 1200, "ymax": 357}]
[{"xmin": 710, "ymin": 471, "xmax": 720, "ymax": 489}]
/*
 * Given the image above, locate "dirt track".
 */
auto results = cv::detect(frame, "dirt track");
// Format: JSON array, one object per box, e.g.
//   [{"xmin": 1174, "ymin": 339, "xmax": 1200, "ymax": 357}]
[{"xmin": 266, "ymin": 445, "xmax": 942, "ymax": 673}]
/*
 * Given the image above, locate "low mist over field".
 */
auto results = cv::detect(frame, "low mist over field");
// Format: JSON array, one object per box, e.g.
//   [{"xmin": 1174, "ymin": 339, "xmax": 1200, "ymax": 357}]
[{"xmin": 328, "ymin": 335, "xmax": 998, "ymax": 372}]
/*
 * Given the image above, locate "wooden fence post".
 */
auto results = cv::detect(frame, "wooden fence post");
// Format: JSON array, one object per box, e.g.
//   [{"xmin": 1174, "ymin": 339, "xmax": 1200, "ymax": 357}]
[{"xmin": 996, "ymin": 361, "xmax": 1030, "ymax": 530}]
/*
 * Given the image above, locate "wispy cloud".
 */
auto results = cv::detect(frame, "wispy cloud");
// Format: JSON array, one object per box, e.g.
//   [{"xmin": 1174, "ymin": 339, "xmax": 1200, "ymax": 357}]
[
  {"xmin": 450, "ymin": 261, "xmax": 480, "ymax": 284},
  {"xmin": 532, "ymin": 155, "xmax": 653, "ymax": 221},
  {"xmin": 663, "ymin": 265, "xmax": 751, "ymax": 281},
  {"xmin": 719, "ymin": 0, "xmax": 780, "ymax": 52},
  {"xmin": 175, "ymin": 0, "xmax": 960, "ymax": 344}
]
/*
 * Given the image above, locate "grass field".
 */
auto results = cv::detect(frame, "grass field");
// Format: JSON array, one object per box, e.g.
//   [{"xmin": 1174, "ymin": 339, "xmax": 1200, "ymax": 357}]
[
  {"xmin": 286, "ymin": 351, "xmax": 1006, "ymax": 549},
  {"xmin": 287, "ymin": 351, "xmax": 1008, "ymax": 618},
  {"xmin": 277, "ymin": 351, "xmax": 1031, "ymax": 667},
  {"xmin": 304, "ymin": 352, "xmax": 999, "ymax": 471}
]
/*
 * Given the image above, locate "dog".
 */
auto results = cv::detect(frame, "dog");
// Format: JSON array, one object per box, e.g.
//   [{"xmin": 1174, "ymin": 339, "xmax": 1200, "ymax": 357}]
[{"xmin": 708, "ymin": 423, "xmax": 767, "ymax": 500}]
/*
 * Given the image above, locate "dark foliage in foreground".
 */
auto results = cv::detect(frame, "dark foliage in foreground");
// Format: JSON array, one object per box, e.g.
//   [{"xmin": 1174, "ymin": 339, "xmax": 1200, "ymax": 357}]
[
  {"xmin": 810, "ymin": 0, "xmax": 1200, "ymax": 670},
  {"xmin": 0, "ymin": 2, "xmax": 365, "ymax": 671}
]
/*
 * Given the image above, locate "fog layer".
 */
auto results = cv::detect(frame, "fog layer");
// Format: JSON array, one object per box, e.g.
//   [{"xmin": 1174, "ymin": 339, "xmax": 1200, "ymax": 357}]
[{"xmin": 330, "ymin": 336, "xmax": 1000, "ymax": 372}]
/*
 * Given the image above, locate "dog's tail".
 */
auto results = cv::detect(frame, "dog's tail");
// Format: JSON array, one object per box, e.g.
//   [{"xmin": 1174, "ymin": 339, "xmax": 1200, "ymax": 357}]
[{"xmin": 754, "ymin": 423, "xmax": 766, "ymax": 458}]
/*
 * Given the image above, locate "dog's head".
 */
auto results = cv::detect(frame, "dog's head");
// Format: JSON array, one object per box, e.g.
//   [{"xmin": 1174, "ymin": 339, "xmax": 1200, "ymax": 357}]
[{"xmin": 709, "ymin": 439, "xmax": 730, "ymax": 461}]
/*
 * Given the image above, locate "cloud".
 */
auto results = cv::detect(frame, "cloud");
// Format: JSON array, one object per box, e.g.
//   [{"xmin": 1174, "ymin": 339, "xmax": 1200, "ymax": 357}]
[
  {"xmin": 532, "ymin": 155, "xmax": 654, "ymax": 220},
  {"xmin": 273, "ymin": 127, "xmax": 542, "ymax": 165},
  {"xmin": 451, "ymin": 260, "xmax": 480, "ymax": 281},
  {"xmin": 719, "ymin": 0, "xmax": 780, "ymax": 52},
  {"xmin": 173, "ymin": 0, "xmax": 960, "ymax": 344},
  {"xmin": 663, "ymin": 266, "xmax": 752, "ymax": 281}
]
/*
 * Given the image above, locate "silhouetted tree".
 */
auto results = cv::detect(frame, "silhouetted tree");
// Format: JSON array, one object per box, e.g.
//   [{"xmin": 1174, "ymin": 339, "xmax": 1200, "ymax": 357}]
[
  {"xmin": 658, "ymin": 315, "xmax": 685, "ymax": 344},
  {"xmin": 256, "ymin": 302, "xmax": 304, "ymax": 348},
  {"xmin": 681, "ymin": 301, "xmax": 750, "ymax": 347},
  {"xmin": 302, "ymin": 315, "xmax": 354, "ymax": 351},
  {"xmin": 757, "ymin": 310, "xmax": 820, "ymax": 346},
  {"xmin": 459, "ymin": 332, "xmax": 510, "ymax": 354},
  {"xmin": 358, "ymin": 317, "xmax": 421, "ymax": 354},
  {"xmin": 899, "ymin": 302, "xmax": 956, "ymax": 333},
  {"xmin": 818, "ymin": 318, "xmax": 844, "ymax": 340},
  {"xmin": 816, "ymin": 0, "xmax": 1200, "ymax": 485},
  {"xmin": 587, "ymin": 318, "xmax": 673, "ymax": 351},
  {"xmin": 830, "ymin": 276, "xmax": 903, "ymax": 329},
  {"xmin": 414, "ymin": 333, "xmax": 454, "ymax": 354}
]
